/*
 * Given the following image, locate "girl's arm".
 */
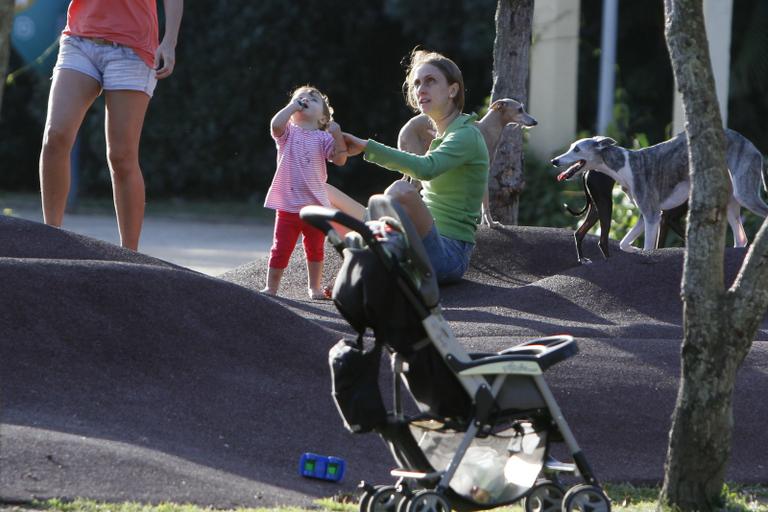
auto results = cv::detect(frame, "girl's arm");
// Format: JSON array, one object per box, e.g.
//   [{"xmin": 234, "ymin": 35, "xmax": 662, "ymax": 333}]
[
  {"xmin": 156, "ymin": 0, "xmax": 183, "ymax": 79},
  {"xmin": 271, "ymin": 100, "xmax": 302, "ymax": 138},
  {"xmin": 328, "ymin": 122, "xmax": 348, "ymax": 166}
]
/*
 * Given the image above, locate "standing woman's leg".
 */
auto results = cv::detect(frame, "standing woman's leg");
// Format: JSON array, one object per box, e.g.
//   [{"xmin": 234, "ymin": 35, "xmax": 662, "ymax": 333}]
[
  {"xmin": 40, "ymin": 69, "xmax": 101, "ymax": 226},
  {"xmin": 103, "ymin": 90, "xmax": 151, "ymax": 250}
]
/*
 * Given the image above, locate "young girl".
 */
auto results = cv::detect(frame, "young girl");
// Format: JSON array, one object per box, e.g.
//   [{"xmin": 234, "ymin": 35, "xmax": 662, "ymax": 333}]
[{"xmin": 262, "ymin": 86, "xmax": 347, "ymax": 299}]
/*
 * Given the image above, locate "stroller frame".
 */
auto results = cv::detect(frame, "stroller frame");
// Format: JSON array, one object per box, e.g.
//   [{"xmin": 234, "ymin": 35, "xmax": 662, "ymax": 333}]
[{"xmin": 301, "ymin": 196, "xmax": 611, "ymax": 512}]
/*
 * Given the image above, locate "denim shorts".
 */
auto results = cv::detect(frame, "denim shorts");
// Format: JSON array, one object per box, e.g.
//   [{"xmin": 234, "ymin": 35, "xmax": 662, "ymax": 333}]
[
  {"xmin": 54, "ymin": 35, "xmax": 157, "ymax": 97},
  {"xmin": 421, "ymin": 223, "xmax": 475, "ymax": 284}
]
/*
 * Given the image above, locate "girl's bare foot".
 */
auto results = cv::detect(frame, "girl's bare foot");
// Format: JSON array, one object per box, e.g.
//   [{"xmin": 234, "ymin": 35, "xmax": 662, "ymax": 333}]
[{"xmin": 308, "ymin": 286, "xmax": 332, "ymax": 300}]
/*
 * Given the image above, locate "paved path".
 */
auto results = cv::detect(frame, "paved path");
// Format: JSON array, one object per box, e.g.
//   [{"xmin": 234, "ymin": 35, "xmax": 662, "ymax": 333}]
[{"xmin": 11, "ymin": 208, "xmax": 272, "ymax": 276}]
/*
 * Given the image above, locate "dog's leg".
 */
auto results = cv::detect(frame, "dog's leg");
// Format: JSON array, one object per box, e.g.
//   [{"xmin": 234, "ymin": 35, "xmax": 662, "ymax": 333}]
[
  {"xmin": 574, "ymin": 203, "xmax": 599, "ymax": 264},
  {"xmin": 620, "ymin": 218, "xmax": 644, "ymax": 253},
  {"xmin": 597, "ymin": 205, "xmax": 613, "ymax": 258},
  {"xmin": 658, "ymin": 203, "xmax": 688, "ymax": 247},
  {"xmin": 643, "ymin": 213, "xmax": 661, "ymax": 251},
  {"xmin": 589, "ymin": 171, "xmax": 615, "ymax": 259},
  {"xmin": 730, "ymin": 147, "xmax": 768, "ymax": 218},
  {"xmin": 727, "ymin": 198, "xmax": 748, "ymax": 247},
  {"xmin": 657, "ymin": 217, "xmax": 669, "ymax": 249}
]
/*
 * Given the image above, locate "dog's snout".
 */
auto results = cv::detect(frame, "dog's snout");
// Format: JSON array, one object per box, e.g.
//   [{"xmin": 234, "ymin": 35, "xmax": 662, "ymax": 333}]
[
  {"xmin": 551, "ymin": 158, "xmax": 559, "ymax": 166},
  {"xmin": 530, "ymin": 119, "xmax": 538, "ymax": 126}
]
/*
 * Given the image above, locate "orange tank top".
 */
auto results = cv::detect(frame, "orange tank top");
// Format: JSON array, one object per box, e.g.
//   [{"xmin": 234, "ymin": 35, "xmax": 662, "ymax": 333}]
[{"xmin": 62, "ymin": 0, "xmax": 159, "ymax": 68}]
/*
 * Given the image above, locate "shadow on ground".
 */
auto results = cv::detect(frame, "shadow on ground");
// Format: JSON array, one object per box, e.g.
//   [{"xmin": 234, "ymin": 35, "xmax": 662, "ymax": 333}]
[{"xmin": 2, "ymin": 216, "xmax": 766, "ymax": 507}]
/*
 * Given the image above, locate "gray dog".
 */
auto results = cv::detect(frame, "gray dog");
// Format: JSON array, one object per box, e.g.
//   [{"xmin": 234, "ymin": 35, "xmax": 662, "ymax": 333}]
[{"xmin": 551, "ymin": 130, "xmax": 768, "ymax": 252}]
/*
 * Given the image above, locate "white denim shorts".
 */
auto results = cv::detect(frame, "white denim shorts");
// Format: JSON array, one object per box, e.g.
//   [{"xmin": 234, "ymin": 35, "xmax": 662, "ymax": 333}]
[{"xmin": 54, "ymin": 35, "xmax": 157, "ymax": 97}]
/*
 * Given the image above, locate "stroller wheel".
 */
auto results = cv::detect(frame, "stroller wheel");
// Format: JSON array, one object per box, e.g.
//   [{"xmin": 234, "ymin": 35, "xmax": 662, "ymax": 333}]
[
  {"xmin": 402, "ymin": 490, "xmax": 450, "ymax": 512},
  {"xmin": 368, "ymin": 485, "xmax": 406, "ymax": 512},
  {"xmin": 523, "ymin": 480, "xmax": 565, "ymax": 512},
  {"xmin": 562, "ymin": 484, "xmax": 611, "ymax": 512},
  {"xmin": 359, "ymin": 485, "xmax": 384, "ymax": 512}
]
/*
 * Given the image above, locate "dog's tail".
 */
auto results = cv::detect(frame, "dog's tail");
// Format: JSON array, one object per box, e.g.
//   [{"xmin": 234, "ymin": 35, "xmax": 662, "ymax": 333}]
[
  {"xmin": 563, "ymin": 173, "xmax": 589, "ymax": 216},
  {"xmin": 564, "ymin": 201, "xmax": 588, "ymax": 217}
]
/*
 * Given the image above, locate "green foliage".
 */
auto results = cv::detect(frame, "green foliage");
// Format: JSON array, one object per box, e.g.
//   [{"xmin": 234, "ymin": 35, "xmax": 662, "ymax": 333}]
[
  {"xmin": 121, "ymin": 0, "xmax": 495, "ymax": 201},
  {"xmin": 0, "ymin": 51, "xmax": 46, "ymax": 192},
  {"xmin": 577, "ymin": 1, "xmax": 674, "ymax": 142},
  {"xmin": 729, "ymin": 0, "xmax": 768, "ymax": 157},
  {"xmin": 2, "ymin": 0, "xmax": 767, "ymax": 206},
  {"xmin": 0, "ymin": 0, "xmax": 496, "ymax": 201}
]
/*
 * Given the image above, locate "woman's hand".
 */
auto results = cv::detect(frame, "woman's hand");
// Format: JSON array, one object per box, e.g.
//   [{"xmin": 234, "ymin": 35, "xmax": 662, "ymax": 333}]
[
  {"xmin": 342, "ymin": 133, "xmax": 368, "ymax": 156},
  {"xmin": 154, "ymin": 39, "xmax": 177, "ymax": 79}
]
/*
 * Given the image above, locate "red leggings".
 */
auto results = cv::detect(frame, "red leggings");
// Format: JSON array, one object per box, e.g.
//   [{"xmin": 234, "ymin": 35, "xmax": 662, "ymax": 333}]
[{"xmin": 268, "ymin": 210, "xmax": 325, "ymax": 269}]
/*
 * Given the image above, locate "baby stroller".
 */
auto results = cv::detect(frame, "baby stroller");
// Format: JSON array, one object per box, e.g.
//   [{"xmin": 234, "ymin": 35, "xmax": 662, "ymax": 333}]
[{"xmin": 300, "ymin": 195, "xmax": 611, "ymax": 512}]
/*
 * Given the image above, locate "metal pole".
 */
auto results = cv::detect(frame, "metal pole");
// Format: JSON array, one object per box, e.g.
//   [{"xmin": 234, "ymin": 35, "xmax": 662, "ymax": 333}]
[{"xmin": 597, "ymin": 0, "xmax": 619, "ymax": 134}]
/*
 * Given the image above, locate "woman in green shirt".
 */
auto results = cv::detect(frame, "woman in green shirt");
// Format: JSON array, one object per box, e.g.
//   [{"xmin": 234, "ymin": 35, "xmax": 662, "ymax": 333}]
[{"xmin": 342, "ymin": 49, "xmax": 490, "ymax": 283}]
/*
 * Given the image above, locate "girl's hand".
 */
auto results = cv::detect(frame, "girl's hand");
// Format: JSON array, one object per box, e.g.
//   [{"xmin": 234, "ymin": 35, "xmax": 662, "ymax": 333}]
[
  {"xmin": 342, "ymin": 133, "xmax": 367, "ymax": 156},
  {"xmin": 327, "ymin": 121, "xmax": 341, "ymax": 133}
]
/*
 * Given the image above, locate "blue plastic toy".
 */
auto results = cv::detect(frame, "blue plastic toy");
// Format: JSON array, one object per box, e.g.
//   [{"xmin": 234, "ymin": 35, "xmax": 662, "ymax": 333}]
[{"xmin": 299, "ymin": 452, "xmax": 345, "ymax": 482}]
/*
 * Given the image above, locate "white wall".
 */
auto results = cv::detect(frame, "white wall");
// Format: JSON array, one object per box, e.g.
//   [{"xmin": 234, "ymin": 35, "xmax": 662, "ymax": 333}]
[
  {"xmin": 528, "ymin": 0, "xmax": 581, "ymax": 161},
  {"xmin": 672, "ymin": 0, "xmax": 733, "ymax": 133}
]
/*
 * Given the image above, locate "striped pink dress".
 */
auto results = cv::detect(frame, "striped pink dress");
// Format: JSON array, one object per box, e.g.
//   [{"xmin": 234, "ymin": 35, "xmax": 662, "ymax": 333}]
[{"xmin": 264, "ymin": 123, "xmax": 336, "ymax": 213}]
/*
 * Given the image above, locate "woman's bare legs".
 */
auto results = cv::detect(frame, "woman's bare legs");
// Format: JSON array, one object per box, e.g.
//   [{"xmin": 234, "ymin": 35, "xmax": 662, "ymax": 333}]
[
  {"xmin": 326, "ymin": 182, "xmax": 434, "ymax": 237},
  {"xmin": 326, "ymin": 183, "xmax": 366, "ymax": 236},
  {"xmin": 384, "ymin": 180, "xmax": 434, "ymax": 237},
  {"xmin": 326, "ymin": 183, "xmax": 365, "ymax": 219},
  {"xmin": 39, "ymin": 69, "xmax": 101, "ymax": 227},
  {"xmin": 104, "ymin": 90, "xmax": 151, "ymax": 250}
]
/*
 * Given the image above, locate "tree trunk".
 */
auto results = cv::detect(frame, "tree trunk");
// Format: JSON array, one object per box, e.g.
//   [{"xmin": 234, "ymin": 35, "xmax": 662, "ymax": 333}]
[
  {"xmin": 0, "ymin": 0, "xmax": 14, "ymax": 113},
  {"xmin": 660, "ymin": 1, "xmax": 768, "ymax": 509},
  {"xmin": 489, "ymin": 0, "xmax": 532, "ymax": 225}
]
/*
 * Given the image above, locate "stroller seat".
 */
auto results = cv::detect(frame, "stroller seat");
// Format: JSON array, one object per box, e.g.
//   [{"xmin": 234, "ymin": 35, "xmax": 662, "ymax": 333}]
[{"xmin": 300, "ymin": 197, "xmax": 611, "ymax": 512}]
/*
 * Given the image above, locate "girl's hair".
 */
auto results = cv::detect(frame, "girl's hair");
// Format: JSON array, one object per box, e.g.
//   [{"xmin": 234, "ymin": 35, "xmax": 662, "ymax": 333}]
[
  {"xmin": 291, "ymin": 85, "xmax": 334, "ymax": 130},
  {"xmin": 403, "ymin": 49, "xmax": 465, "ymax": 114}
]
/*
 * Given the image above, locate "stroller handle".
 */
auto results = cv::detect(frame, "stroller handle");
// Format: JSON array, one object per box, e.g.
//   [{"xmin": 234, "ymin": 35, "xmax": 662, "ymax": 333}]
[{"xmin": 300, "ymin": 205, "xmax": 376, "ymax": 253}]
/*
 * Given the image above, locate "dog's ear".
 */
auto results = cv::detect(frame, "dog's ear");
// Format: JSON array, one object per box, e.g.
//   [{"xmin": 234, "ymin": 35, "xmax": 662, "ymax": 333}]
[
  {"xmin": 595, "ymin": 136, "xmax": 617, "ymax": 148},
  {"xmin": 489, "ymin": 99, "xmax": 503, "ymax": 111}
]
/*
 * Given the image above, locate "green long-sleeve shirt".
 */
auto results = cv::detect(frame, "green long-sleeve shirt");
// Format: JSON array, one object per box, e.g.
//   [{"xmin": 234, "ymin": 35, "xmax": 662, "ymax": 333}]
[{"xmin": 364, "ymin": 113, "xmax": 489, "ymax": 243}]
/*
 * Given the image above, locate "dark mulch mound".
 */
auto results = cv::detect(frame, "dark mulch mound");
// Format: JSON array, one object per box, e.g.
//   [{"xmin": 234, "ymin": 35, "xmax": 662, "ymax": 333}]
[
  {"xmin": 2, "ymin": 217, "xmax": 767, "ymax": 508},
  {"xmin": 221, "ymin": 224, "xmax": 768, "ymax": 486},
  {"xmin": 0, "ymin": 215, "xmax": 179, "ymax": 269},
  {"xmin": 0, "ymin": 216, "xmax": 388, "ymax": 507}
]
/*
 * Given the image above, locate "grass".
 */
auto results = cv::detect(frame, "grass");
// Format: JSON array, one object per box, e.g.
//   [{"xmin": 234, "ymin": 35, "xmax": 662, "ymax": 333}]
[{"xmin": 2, "ymin": 484, "xmax": 766, "ymax": 512}]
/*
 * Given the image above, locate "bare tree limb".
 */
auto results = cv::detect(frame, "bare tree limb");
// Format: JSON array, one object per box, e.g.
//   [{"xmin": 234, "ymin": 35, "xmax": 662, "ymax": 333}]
[{"xmin": 488, "ymin": 0, "xmax": 533, "ymax": 225}]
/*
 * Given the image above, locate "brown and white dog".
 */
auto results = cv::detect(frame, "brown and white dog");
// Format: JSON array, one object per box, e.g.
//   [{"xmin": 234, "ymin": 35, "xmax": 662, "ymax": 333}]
[{"xmin": 396, "ymin": 98, "xmax": 538, "ymax": 225}]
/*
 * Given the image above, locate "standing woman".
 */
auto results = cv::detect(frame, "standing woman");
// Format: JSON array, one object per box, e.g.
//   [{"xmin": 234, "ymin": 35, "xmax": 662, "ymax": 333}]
[
  {"xmin": 343, "ymin": 49, "xmax": 489, "ymax": 283},
  {"xmin": 39, "ymin": 0, "xmax": 183, "ymax": 250}
]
